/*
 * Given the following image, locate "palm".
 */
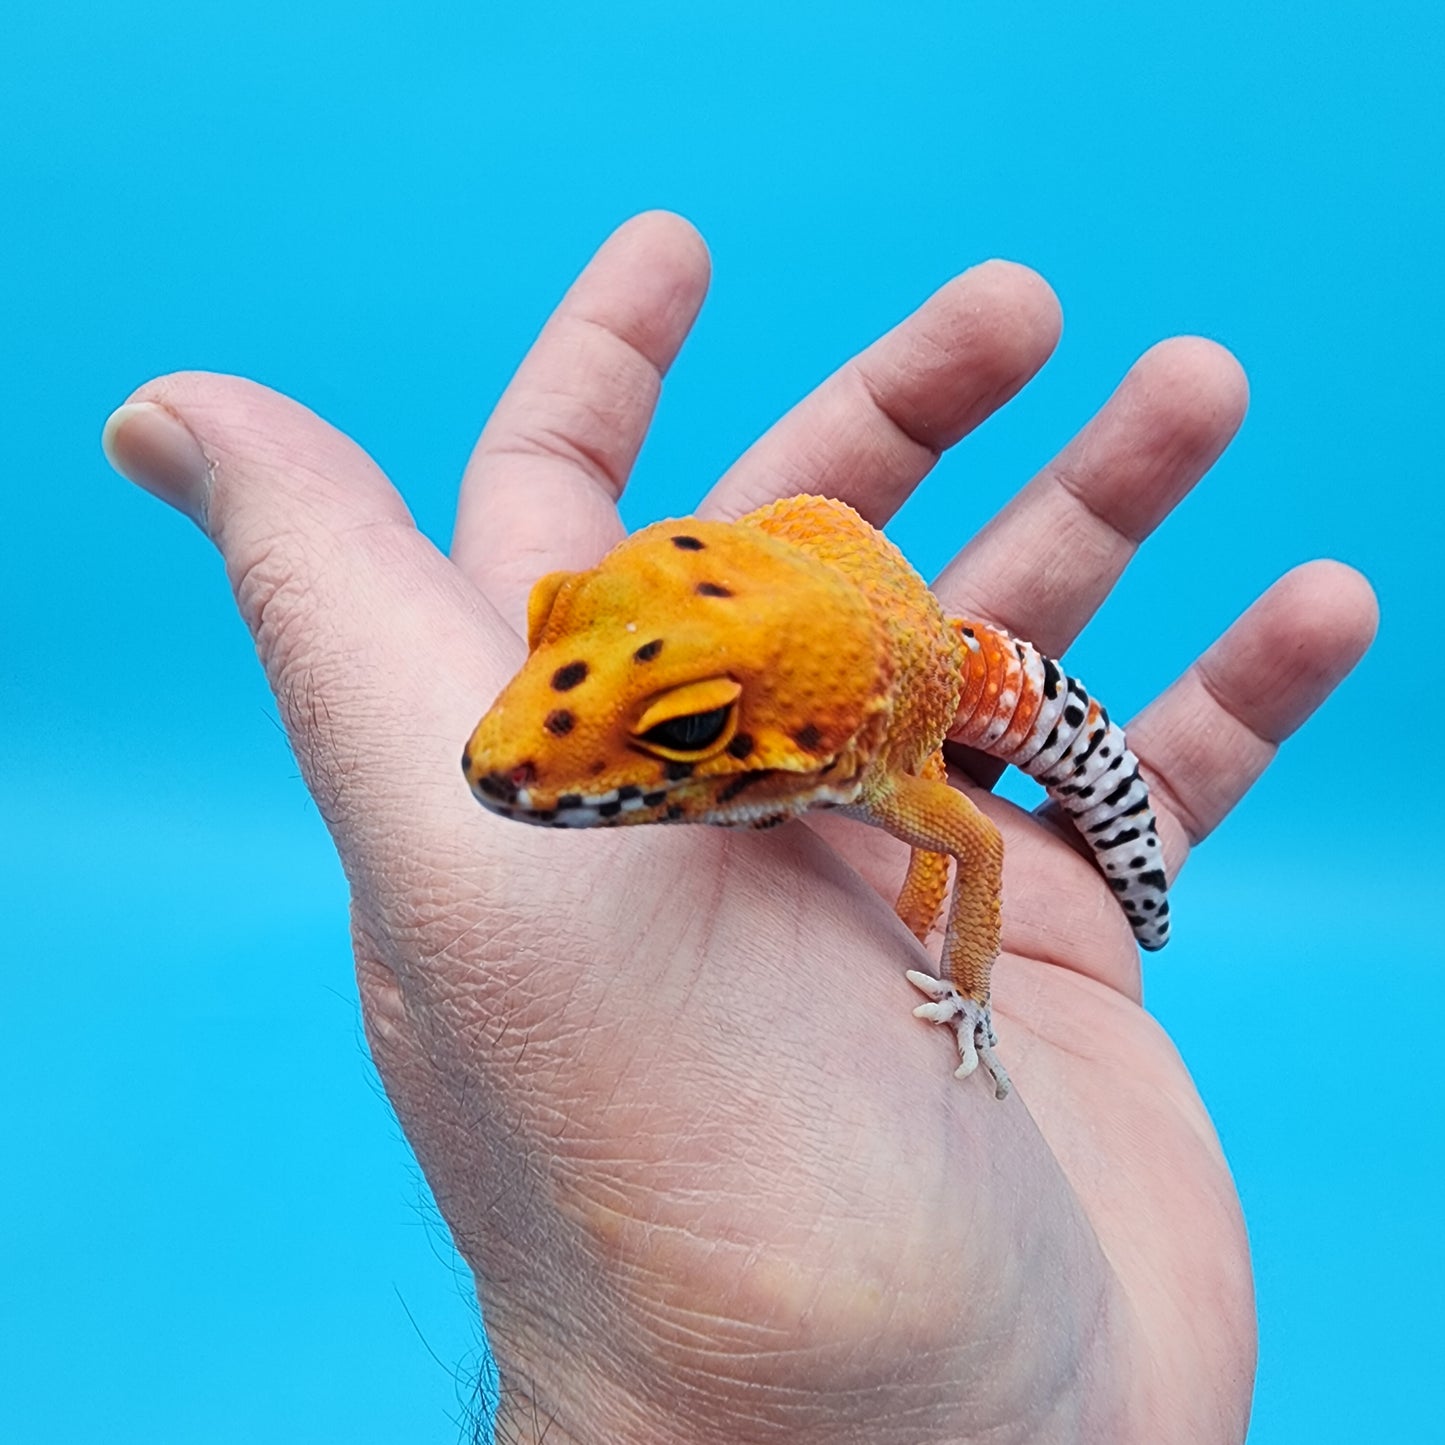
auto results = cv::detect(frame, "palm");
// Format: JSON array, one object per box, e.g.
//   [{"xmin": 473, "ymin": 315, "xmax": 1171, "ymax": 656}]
[{"xmin": 109, "ymin": 213, "xmax": 1375, "ymax": 1443}]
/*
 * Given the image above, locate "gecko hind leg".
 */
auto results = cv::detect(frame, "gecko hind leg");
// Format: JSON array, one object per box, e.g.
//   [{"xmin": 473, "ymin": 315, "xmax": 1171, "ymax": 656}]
[{"xmin": 905, "ymin": 971, "xmax": 1012, "ymax": 1100}]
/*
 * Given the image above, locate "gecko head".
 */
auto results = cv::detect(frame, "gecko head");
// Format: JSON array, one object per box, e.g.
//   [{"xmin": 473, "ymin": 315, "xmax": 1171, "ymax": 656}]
[{"xmin": 462, "ymin": 517, "xmax": 891, "ymax": 829}]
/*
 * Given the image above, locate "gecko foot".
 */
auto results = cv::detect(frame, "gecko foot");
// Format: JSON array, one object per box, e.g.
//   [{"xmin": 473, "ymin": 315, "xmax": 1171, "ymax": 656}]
[{"xmin": 905, "ymin": 971, "xmax": 1012, "ymax": 1100}]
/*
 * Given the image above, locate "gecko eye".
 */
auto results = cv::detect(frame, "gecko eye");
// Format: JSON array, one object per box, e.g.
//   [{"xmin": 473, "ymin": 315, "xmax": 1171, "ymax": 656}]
[
  {"xmin": 631, "ymin": 676, "xmax": 742, "ymax": 761},
  {"xmin": 639, "ymin": 706, "xmax": 732, "ymax": 752}
]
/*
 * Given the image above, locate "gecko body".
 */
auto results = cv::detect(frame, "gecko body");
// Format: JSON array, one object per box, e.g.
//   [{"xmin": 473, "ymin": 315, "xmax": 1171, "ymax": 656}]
[{"xmin": 463, "ymin": 494, "xmax": 1169, "ymax": 1097}]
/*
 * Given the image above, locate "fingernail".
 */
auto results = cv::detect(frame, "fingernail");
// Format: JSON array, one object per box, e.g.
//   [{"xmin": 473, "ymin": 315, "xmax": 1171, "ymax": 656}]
[{"xmin": 101, "ymin": 401, "xmax": 212, "ymax": 529}]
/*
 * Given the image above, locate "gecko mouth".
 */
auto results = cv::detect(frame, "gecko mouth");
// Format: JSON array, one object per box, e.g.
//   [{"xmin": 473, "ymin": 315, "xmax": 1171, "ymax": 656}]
[{"xmin": 468, "ymin": 769, "xmax": 674, "ymax": 828}]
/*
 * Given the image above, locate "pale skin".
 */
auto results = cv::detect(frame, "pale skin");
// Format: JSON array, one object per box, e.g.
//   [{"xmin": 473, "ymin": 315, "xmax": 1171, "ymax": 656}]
[{"xmin": 104, "ymin": 212, "xmax": 1376, "ymax": 1444}]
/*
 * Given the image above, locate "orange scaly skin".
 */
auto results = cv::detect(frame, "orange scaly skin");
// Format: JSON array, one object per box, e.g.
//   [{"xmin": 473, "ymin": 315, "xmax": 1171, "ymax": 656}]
[{"xmin": 464, "ymin": 494, "xmax": 1171, "ymax": 1098}]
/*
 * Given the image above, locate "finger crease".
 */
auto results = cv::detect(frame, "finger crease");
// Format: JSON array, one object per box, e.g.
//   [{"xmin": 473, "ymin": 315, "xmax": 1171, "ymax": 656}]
[
  {"xmin": 480, "ymin": 426, "xmax": 629, "ymax": 501},
  {"xmin": 566, "ymin": 311, "xmax": 669, "ymax": 390},
  {"xmin": 852, "ymin": 365, "xmax": 945, "ymax": 462},
  {"xmin": 1044, "ymin": 460, "xmax": 1151, "ymax": 548},
  {"xmin": 1193, "ymin": 659, "xmax": 1289, "ymax": 749}
]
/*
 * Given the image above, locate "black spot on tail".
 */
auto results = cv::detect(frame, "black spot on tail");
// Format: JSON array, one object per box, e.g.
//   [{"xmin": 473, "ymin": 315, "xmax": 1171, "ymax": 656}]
[
  {"xmin": 1102, "ymin": 770, "xmax": 1141, "ymax": 807},
  {"xmin": 1072, "ymin": 727, "xmax": 1106, "ymax": 772}
]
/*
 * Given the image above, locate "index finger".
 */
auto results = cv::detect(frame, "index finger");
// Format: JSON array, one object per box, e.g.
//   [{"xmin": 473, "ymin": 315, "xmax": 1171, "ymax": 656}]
[{"xmin": 453, "ymin": 212, "xmax": 711, "ymax": 632}]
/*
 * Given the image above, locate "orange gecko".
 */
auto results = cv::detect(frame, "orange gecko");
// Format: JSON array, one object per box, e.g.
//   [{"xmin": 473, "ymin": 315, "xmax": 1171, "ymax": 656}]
[{"xmin": 463, "ymin": 494, "xmax": 1170, "ymax": 1098}]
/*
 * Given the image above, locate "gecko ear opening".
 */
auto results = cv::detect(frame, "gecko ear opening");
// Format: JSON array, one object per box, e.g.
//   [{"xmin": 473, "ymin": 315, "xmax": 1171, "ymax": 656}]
[
  {"xmin": 525, "ymin": 571, "xmax": 575, "ymax": 652},
  {"xmin": 631, "ymin": 677, "xmax": 743, "ymax": 761}
]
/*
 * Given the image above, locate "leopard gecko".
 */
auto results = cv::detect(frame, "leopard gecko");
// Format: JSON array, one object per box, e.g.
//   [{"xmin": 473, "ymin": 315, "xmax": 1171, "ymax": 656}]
[{"xmin": 462, "ymin": 494, "xmax": 1170, "ymax": 1098}]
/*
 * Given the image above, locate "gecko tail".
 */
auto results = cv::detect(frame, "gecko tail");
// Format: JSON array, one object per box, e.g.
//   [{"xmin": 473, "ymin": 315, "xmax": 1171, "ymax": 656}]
[{"xmin": 949, "ymin": 619, "xmax": 1170, "ymax": 950}]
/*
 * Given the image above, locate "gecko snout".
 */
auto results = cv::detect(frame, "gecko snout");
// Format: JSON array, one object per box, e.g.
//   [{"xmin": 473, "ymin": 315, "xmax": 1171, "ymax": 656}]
[{"xmin": 464, "ymin": 752, "xmax": 537, "ymax": 811}]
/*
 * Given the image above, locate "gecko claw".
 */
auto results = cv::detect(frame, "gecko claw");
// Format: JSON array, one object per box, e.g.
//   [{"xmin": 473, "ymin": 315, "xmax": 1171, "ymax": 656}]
[{"xmin": 905, "ymin": 970, "xmax": 1012, "ymax": 1100}]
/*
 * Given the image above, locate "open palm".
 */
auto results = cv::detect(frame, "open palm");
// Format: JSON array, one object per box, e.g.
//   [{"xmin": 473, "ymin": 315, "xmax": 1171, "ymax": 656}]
[{"xmin": 107, "ymin": 213, "xmax": 1375, "ymax": 1443}]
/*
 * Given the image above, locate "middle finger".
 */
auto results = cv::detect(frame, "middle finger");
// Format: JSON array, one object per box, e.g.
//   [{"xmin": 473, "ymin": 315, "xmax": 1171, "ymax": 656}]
[{"xmin": 701, "ymin": 260, "xmax": 1063, "ymax": 525}]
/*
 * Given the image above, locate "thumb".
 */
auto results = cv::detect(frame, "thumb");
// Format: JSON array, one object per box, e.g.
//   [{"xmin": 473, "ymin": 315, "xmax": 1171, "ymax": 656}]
[{"xmin": 101, "ymin": 372, "xmax": 518, "ymax": 843}]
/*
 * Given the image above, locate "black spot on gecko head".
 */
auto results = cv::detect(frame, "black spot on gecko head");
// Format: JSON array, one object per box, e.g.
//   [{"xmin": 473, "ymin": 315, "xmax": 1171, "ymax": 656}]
[
  {"xmin": 696, "ymin": 582, "xmax": 732, "ymax": 598},
  {"xmin": 664, "ymin": 760, "xmax": 694, "ymax": 781},
  {"xmin": 544, "ymin": 709, "xmax": 575, "ymax": 737},
  {"xmin": 633, "ymin": 638, "xmax": 663, "ymax": 663},
  {"xmin": 727, "ymin": 732, "xmax": 754, "ymax": 759},
  {"xmin": 792, "ymin": 723, "xmax": 824, "ymax": 752},
  {"xmin": 551, "ymin": 660, "xmax": 588, "ymax": 691},
  {"xmin": 671, "ymin": 534, "xmax": 705, "ymax": 550}
]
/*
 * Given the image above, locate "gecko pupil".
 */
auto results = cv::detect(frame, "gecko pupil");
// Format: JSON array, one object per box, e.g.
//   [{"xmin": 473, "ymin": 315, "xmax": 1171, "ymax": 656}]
[{"xmin": 639, "ymin": 705, "xmax": 731, "ymax": 751}]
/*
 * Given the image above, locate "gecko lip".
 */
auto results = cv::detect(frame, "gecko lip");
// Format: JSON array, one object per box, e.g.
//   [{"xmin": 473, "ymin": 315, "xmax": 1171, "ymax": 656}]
[{"xmin": 469, "ymin": 778, "xmax": 673, "ymax": 828}]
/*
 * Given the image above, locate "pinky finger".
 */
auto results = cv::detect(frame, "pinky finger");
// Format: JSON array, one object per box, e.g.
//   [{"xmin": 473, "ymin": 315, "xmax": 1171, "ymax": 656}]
[{"xmin": 1127, "ymin": 560, "xmax": 1378, "ymax": 877}]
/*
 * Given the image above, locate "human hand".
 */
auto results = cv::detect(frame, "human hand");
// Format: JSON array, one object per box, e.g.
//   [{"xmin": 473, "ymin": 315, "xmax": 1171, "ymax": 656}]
[{"xmin": 104, "ymin": 212, "xmax": 1375, "ymax": 1443}]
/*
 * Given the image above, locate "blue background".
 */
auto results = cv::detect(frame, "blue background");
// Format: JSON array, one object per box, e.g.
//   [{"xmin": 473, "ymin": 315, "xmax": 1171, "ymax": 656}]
[{"xmin": 3, "ymin": 3, "xmax": 1440, "ymax": 1440}]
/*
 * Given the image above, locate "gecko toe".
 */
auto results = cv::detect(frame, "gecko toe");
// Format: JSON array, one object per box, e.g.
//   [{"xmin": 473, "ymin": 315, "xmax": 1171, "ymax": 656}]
[{"xmin": 906, "ymin": 972, "xmax": 1012, "ymax": 1100}]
